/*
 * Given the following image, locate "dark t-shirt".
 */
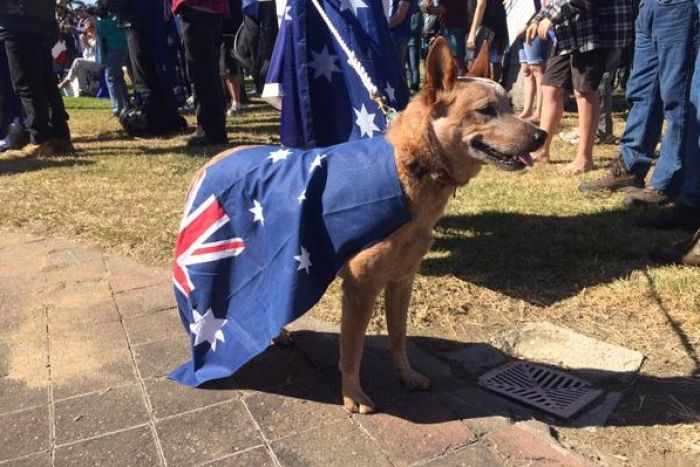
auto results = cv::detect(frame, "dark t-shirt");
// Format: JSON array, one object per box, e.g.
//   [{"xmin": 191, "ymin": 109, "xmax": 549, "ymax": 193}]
[
  {"xmin": 441, "ymin": 0, "xmax": 470, "ymax": 29},
  {"xmin": 391, "ymin": 0, "xmax": 417, "ymax": 38}
]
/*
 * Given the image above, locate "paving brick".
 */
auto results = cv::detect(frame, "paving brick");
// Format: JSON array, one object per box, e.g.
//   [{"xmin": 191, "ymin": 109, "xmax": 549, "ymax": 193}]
[
  {"xmin": 234, "ymin": 346, "xmax": 317, "ymax": 391},
  {"xmin": 205, "ymin": 447, "xmax": 275, "ymax": 467},
  {"xmin": 272, "ymin": 418, "xmax": 391, "ymax": 467},
  {"xmin": 106, "ymin": 256, "xmax": 168, "ymax": 294},
  {"xmin": 44, "ymin": 260, "xmax": 108, "ymax": 286},
  {"xmin": 54, "ymin": 383, "xmax": 149, "ymax": 445},
  {"xmin": 112, "ymin": 282, "xmax": 176, "ymax": 318},
  {"xmin": 157, "ymin": 399, "xmax": 262, "ymax": 466},
  {"xmin": 52, "ymin": 350, "xmax": 137, "ymax": 400},
  {"xmin": 145, "ymin": 377, "xmax": 239, "ymax": 420},
  {"xmin": 0, "ymin": 406, "xmax": 50, "ymax": 461},
  {"xmin": 54, "ymin": 426, "xmax": 160, "ymax": 467},
  {"xmin": 421, "ymin": 443, "xmax": 505, "ymax": 466},
  {"xmin": 133, "ymin": 337, "xmax": 190, "ymax": 379},
  {"xmin": 46, "ymin": 243, "xmax": 105, "ymax": 267},
  {"xmin": 0, "ymin": 377, "xmax": 47, "ymax": 414},
  {"xmin": 245, "ymin": 377, "xmax": 346, "ymax": 441},
  {"xmin": 123, "ymin": 307, "xmax": 182, "ymax": 345},
  {"xmin": 357, "ymin": 392, "xmax": 475, "ymax": 466},
  {"xmin": 483, "ymin": 423, "xmax": 589, "ymax": 467},
  {"xmin": 0, "ymin": 299, "xmax": 46, "ymax": 336},
  {"xmin": 0, "ymin": 452, "xmax": 52, "ymax": 467}
]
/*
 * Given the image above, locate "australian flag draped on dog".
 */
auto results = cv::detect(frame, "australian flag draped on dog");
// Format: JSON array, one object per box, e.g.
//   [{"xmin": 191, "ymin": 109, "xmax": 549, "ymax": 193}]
[
  {"xmin": 170, "ymin": 139, "xmax": 410, "ymax": 387},
  {"xmin": 262, "ymin": 0, "xmax": 410, "ymax": 148}
]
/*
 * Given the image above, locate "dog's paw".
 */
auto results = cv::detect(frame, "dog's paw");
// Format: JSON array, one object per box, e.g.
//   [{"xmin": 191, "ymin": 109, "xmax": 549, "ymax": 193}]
[
  {"xmin": 342, "ymin": 389, "xmax": 375, "ymax": 414},
  {"xmin": 397, "ymin": 367, "xmax": 431, "ymax": 390}
]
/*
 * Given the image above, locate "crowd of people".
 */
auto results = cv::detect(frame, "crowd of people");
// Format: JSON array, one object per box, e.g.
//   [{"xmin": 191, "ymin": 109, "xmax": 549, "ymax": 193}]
[{"xmin": 0, "ymin": 0, "xmax": 699, "ymax": 265}]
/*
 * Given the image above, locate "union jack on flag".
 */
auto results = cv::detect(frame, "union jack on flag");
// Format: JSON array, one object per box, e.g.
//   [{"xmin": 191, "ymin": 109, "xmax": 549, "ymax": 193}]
[{"xmin": 169, "ymin": 137, "xmax": 410, "ymax": 387}]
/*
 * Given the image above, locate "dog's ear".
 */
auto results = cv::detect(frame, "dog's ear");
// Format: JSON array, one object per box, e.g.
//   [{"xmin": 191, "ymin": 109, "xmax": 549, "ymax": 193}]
[
  {"xmin": 423, "ymin": 36, "xmax": 457, "ymax": 105},
  {"xmin": 467, "ymin": 41, "xmax": 490, "ymax": 79}
]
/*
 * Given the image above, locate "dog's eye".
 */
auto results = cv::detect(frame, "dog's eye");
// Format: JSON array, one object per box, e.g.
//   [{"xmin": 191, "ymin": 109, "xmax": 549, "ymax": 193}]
[{"xmin": 476, "ymin": 105, "xmax": 497, "ymax": 117}]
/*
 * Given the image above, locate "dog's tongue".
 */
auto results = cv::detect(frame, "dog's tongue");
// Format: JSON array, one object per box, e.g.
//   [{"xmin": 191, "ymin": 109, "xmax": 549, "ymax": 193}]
[{"xmin": 518, "ymin": 154, "xmax": 534, "ymax": 167}]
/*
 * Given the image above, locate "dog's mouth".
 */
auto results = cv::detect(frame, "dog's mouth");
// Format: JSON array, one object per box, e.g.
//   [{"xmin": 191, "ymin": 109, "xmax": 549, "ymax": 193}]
[{"xmin": 470, "ymin": 139, "xmax": 533, "ymax": 171}]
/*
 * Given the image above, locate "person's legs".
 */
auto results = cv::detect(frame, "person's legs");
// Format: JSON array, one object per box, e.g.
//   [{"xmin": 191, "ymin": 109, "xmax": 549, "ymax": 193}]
[
  {"xmin": 530, "ymin": 63, "xmax": 545, "ymax": 120},
  {"xmin": 563, "ymin": 48, "xmax": 606, "ymax": 174},
  {"xmin": 617, "ymin": 4, "xmax": 663, "ymax": 181},
  {"xmin": 407, "ymin": 43, "xmax": 420, "ymax": 90},
  {"xmin": 4, "ymin": 32, "xmax": 51, "ymax": 145},
  {"xmin": 531, "ymin": 51, "xmax": 570, "ymax": 163},
  {"xmin": 647, "ymin": 0, "xmax": 698, "ymax": 194},
  {"xmin": 597, "ymin": 48, "xmax": 622, "ymax": 140},
  {"xmin": 445, "ymin": 28, "xmax": 466, "ymax": 75},
  {"xmin": 39, "ymin": 37, "xmax": 70, "ymax": 144},
  {"xmin": 393, "ymin": 37, "xmax": 409, "ymax": 89},
  {"xmin": 181, "ymin": 7, "xmax": 227, "ymax": 144},
  {"xmin": 105, "ymin": 49, "xmax": 129, "ymax": 115},
  {"xmin": 519, "ymin": 62, "xmax": 536, "ymax": 119}
]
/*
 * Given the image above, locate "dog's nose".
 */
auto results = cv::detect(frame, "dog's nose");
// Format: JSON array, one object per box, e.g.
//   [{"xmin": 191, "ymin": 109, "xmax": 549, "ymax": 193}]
[{"xmin": 532, "ymin": 129, "xmax": 547, "ymax": 147}]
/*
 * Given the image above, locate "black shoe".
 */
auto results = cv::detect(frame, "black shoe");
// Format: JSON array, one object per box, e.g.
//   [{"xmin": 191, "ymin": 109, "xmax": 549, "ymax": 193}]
[
  {"xmin": 622, "ymin": 187, "xmax": 675, "ymax": 208},
  {"xmin": 185, "ymin": 135, "xmax": 229, "ymax": 148},
  {"xmin": 578, "ymin": 156, "xmax": 644, "ymax": 193},
  {"xmin": 635, "ymin": 202, "xmax": 700, "ymax": 231}
]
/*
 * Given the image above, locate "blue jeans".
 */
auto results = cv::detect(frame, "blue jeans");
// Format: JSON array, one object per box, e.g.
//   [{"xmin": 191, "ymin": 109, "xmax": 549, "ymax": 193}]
[
  {"xmin": 104, "ymin": 49, "xmax": 129, "ymax": 114},
  {"xmin": 680, "ymin": 0, "xmax": 700, "ymax": 207},
  {"xmin": 407, "ymin": 42, "xmax": 420, "ymax": 89},
  {"xmin": 619, "ymin": 0, "xmax": 699, "ymax": 193}
]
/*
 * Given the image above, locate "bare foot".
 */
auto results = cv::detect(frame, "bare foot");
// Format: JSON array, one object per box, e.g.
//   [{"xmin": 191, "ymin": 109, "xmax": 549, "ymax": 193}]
[
  {"xmin": 525, "ymin": 114, "xmax": 540, "ymax": 124},
  {"xmin": 518, "ymin": 111, "xmax": 533, "ymax": 120},
  {"xmin": 396, "ymin": 366, "xmax": 431, "ymax": 390},
  {"xmin": 560, "ymin": 159, "xmax": 594, "ymax": 175},
  {"xmin": 342, "ymin": 384, "xmax": 375, "ymax": 414}
]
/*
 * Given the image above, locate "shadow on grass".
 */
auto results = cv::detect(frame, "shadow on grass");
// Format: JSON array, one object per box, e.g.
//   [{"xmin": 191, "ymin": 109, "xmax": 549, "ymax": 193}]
[
  {"xmin": 421, "ymin": 210, "xmax": 679, "ymax": 306},
  {"xmin": 199, "ymin": 331, "xmax": 699, "ymax": 430},
  {"xmin": 0, "ymin": 156, "xmax": 94, "ymax": 175}
]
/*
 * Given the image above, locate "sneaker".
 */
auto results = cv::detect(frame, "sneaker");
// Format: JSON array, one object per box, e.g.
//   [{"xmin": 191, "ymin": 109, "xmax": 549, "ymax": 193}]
[
  {"xmin": 578, "ymin": 156, "xmax": 644, "ymax": 193},
  {"xmin": 622, "ymin": 187, "xmax": 675, "ymax": 208},
  {"xmin": 635, "ymin": 202, "xmax": 700, "ymax": 231},
  {"xmin": 649, "ymin": 229, "xmax": 700, "ymax": 266},
  {"xmin": 22, "ymin": 142, "xmax": 54, "ymax": 158}
]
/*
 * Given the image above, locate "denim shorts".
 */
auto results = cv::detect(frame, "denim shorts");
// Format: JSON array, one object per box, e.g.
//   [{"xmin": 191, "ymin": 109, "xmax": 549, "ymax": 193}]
[
  {"xmin": 519, "ymin": 37, "xmax": 550, "ymax": 65},
  {"xmin": 445, "ymin": 28, "xmax": 467, "ymax": 58}
]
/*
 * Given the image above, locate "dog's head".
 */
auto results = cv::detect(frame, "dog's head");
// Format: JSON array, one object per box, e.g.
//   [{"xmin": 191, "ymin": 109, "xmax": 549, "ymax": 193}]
[{"xmin": 394, "ymin": 38, "xmax": 547, "ymax": 186}]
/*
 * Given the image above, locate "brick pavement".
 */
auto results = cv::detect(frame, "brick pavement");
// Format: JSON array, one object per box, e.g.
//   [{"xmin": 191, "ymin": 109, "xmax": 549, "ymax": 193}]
[{"xmin": 0, "ymin": 231, "xmax": 592, "ymax": 466}]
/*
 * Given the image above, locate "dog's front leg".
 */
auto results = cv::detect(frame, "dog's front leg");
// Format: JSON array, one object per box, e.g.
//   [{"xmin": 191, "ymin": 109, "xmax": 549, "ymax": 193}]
[
  {"xmin": 385, "ymin": 275, "xmax": 431, "ymax": 390},
  {"xmin": 339, "ymin": 279, "xmax": 378, "ymax": 414}
]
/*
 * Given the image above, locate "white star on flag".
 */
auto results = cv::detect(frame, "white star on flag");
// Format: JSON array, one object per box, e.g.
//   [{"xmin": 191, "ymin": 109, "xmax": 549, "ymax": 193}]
[
  {"xmin": 354, "ymin": 104, "xmax": 380, "ymax": 138},
  {"xmin": 269, "ymin": 148, "xmax": 292, "ymax": 163},
  {"xmin": 308, "ymin": 46, "xmax": 340, "ymax": 82},
  {"xmin": 297, "ymin": 190, "xmax": 307, "ymax": 204},
  {"xmin": 309, "ymin": 154, "xmax": 327, "ymax": 173},
  {"xmin": 294, "ymin": 247, "xmax": 312, "ymax": 274},
  {"xmin": 189, "ymin": 308, "xmax": 227, "ymax": 352},
  {"xmin": 249, "ymin": 199, "xmax": 264, "ymax": 225},
  {"xmin": 284, "ymin": 5, "xmax": 292, "ymax": 21},
  {"xmin": 384, "ymin": 82, "xmax": 396, "ymax": 102},
  {"xmin": 340, "ymin": 0, "xmax": 368, "ymax": 17}
]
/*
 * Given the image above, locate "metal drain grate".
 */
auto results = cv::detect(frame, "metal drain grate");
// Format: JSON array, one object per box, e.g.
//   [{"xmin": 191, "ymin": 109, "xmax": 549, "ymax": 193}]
[{"xmin": 477, "ymin": 361, "xmax": 603, "ymax": 418}]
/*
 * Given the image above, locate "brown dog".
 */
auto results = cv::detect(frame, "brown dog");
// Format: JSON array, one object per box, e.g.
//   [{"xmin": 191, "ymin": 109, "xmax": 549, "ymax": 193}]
[{"xmin": 195, "ymin": 37, "xmax": 546, "ymax": 413}]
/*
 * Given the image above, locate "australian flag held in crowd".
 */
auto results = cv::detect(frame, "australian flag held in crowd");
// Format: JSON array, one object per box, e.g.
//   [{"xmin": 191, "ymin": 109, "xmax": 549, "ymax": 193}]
[{"xmin": 262, "ymin": 0, "xmax": 410, "ymax": 148}]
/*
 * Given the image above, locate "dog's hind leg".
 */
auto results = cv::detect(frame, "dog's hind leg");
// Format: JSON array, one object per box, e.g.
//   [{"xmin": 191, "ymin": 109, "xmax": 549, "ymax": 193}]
[
  {"xmin": 385, "ymin": 274, "xmax": 431, "ymax": 390},
  {"xmin": 339, "ymin": 279, "xmax": 379, "ymax": 414}
]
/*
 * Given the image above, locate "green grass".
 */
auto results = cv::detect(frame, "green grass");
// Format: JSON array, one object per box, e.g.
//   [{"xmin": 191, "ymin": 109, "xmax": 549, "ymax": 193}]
[{"xmin": 0, "ymin": 96, "xmax": 698, "ymax": 462}]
